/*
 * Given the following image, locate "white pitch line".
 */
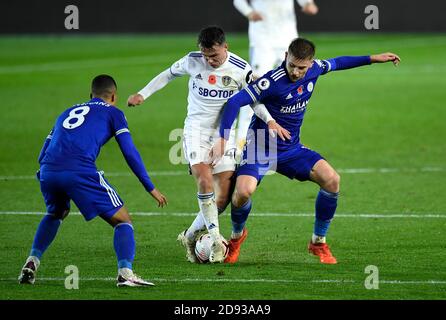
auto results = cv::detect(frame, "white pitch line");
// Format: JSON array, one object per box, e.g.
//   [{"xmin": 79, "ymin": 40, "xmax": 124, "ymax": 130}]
[
  {"xmin": 2, "ymin": 277, "xmax": 445, "ymax": 285},
  {"xmin": 337, "ymin": 167, "xmax": 445, "ymax": 174},
  {"xmin": 1, "ymin": 211, "xmax": 446, "ymax": 219},
  {"xmin": 379, "ymin": 280, "xmax": 446, "ymax": 285},
  {"xmin": 0, "ymin": 167, "xmax": 444, "ymax": 181}
]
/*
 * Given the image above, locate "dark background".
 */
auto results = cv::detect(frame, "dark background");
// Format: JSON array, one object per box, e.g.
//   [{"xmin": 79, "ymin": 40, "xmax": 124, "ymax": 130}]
[{"xmin": 0, "ymin": 0, "xmax": 444, "ymax": 33}]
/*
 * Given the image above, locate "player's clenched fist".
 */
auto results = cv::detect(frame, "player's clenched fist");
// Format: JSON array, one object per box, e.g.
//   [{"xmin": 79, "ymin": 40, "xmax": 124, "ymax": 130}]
[
  {"xmin": 127, "ymin": 93, "xmax": 144, "ymax": 107},
  {"xmin": 247, "ymin": 11, "xmax": 263, "ymax": 21},
  {"xmin": 302, "ymin": 3, "xmax": 319, "ymax": 15}
]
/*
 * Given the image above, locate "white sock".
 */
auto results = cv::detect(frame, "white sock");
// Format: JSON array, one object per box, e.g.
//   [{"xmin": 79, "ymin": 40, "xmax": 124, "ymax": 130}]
[
  {"xmin": 185, "ymin": 211, "xmax": 206, "ymax": 241},
  {"xmin": 197, "ymin": 192, "xmax": 220, "ymax": 242},
  {"xmin": 118, "ymin": 267, "xmax": 133, "ymax": 276},
  {"xmin": 312, "ymin": 234, "xmax": 326, "ymax": 244},
  {"xmin": 26, "ymin": 256, "xmax": 40, "ymax": 268},
  {"xmin": 231, "ymin": 231, "xmax": 244, "ymax": 240}
]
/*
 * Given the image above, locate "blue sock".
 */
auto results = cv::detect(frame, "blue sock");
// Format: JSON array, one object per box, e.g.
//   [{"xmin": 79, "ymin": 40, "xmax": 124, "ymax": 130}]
[
  {"xmin": 314, "ymin": 189, "xmax": 338, "ymax": 237},
  {"xmin": 231, "ymin": 199, "xmax": 252, "ymax": 234},
  {"xmin": 114, "ymin": 223, "xmax": 135, "ymax": 270},
  {"xmin": 30, "ymin": 214, "xmax": 62, "ymax": 259}
]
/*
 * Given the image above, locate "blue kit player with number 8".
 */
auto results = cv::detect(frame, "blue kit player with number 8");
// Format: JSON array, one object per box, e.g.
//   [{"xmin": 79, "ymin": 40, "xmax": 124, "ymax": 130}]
[{"xmin": 18, "ymin": 75, "xmax": 168, "ymax": 287}]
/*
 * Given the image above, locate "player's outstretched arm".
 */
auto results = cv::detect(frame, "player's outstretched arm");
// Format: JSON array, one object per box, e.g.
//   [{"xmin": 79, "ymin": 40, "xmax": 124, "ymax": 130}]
[
  {"xmin": 127, "ymin": 68, "xmax": 177, "ymax": 107},
  {"xmin": 322, "ymin": 52, "xmax": 400, "ymax": 74},
  {"xmin": 115, "ymin": 132, "xmax": 168, "ymax": 207},
  {"xmin": 370, "ymin": 52, "xmax": 401, "ymax": 66}
]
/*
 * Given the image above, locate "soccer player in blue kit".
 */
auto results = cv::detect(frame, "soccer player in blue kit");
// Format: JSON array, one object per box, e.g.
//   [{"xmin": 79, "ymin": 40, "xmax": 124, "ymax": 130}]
[
  {"xmin": 18, "ymin": 75, "xmax": 168, "ymax": 287},
  {"xmin": 210, "ymin": 38, "xmax": 400, "ymax": 264}
]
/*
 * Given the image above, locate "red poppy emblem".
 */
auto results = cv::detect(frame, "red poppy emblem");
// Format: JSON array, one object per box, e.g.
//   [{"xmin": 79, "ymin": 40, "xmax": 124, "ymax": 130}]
[
  {"xmin": 208, "ymin": 75, "xmax": 216, "ymax": 85},
  {"xmin": 297, "ymin": 85, "xmax": 303, "ymax": 95}
]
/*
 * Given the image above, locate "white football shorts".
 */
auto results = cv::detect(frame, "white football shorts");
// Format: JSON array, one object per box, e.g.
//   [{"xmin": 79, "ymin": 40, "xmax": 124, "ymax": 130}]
[{"xmin": 183, "ymin": 127, "xmax": 236, "ymax": 175}]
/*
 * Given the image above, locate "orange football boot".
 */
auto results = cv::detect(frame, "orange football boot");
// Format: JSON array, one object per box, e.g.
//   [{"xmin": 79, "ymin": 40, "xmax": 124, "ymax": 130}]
[
  {"xmin": 224, "ymin": 228, "xmax": 248, "ymax": 264},
  {"xmin": 308, "ymin": 242, "xmax": 337, "ymax": 264}
]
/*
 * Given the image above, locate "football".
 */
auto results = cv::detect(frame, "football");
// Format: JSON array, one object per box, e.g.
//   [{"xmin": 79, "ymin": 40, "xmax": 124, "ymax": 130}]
[{"xmin": 194, "ymin": 234, "xmax": 229, "ymax": 263}]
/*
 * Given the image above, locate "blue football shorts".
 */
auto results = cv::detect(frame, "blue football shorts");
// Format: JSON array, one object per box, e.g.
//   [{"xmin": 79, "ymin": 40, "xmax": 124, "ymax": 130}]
[
  {"xmin": 39, "ymin": 169, "xmax": 124, "ymax": 221},
  {"xmin": 236, "ymin": 144, "xmax": 324, "ymax": 184}
]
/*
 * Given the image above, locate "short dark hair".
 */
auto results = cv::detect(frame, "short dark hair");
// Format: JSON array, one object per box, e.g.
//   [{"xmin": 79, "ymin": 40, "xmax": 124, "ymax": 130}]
[
  {"xmin": 91, "ymin": 74, "xmax": 117, "ymax": 98},
  {"xmin": 197, "ymin": 26, "xmax": 226, "ymax": 49},
  {"xmin": 288, "ymin": 38, "xmax": 316, "ymax": 60}
]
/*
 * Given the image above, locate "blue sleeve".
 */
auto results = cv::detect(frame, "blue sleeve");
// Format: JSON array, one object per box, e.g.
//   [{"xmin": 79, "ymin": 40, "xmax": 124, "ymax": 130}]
[
  {"xmin": 318, "ymin": 56, "xmax": 371, "ymax": 75},
  {"xmin": 219, "ymin": 89, "xmax": 256, "ymax": 140},
  {"xmin": 220, "ymin": 76, "xmax": 274, "ymax": 139},
  {"xmin": 110, "ymin": 108, "xmax": 129, "ymax": 133},
  {"xmin": 38, "ymin": 128, "xmax": 54, "ymax": 163},
  {"xmin": 115, "ymin": 132, "xmax": 155, "ymax": 192}
]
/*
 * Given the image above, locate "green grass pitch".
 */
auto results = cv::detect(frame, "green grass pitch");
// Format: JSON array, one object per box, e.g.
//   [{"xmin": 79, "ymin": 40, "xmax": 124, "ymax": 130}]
[{"xmin": 0, "ymin": 33, "xmax": 445, "ymax": 300}]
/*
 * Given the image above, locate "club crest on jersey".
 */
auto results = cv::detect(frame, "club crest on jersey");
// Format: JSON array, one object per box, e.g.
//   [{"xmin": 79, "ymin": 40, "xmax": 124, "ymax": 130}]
[
  {"xmin": 307, "ymin": 81, "xmax": 314, "ymax": 92},
  {"xmin": 297, "ymin": 85, "xmax": 304, "ymax": 95},
  {"xmin": 258, "ymin": 78, "xmax": 270, "ymax": 90},
  {"xmin": 208, "ymin": 75, "xmax": 216, "ymax": 85},
  {"xmin": 222, "ymin": 76, "xmax": 232, "ymax": 86}
]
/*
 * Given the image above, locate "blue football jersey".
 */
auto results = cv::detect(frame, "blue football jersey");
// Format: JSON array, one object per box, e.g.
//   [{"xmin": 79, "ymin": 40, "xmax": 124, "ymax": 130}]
[
  {"xmin": 244, "ymin": 59, "xmax": 332, "ymax": 152},
  {"xmin": 41, "ymin": 98, "xmax": 129, "ymax": 171}
]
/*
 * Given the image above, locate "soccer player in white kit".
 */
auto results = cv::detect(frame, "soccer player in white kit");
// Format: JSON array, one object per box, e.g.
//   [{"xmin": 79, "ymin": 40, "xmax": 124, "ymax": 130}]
[
  {"xmin": 127, "ymin": 26, "xmax": 289, "ymax": 263},
  {"xmin": 233, "ymin": 0, "xmax": 318, "ymax": 155}
]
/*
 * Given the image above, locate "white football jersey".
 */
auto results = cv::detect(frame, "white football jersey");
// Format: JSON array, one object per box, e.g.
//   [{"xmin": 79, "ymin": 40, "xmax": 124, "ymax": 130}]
[
  {"xmin": 169, "ymin": 51, "xmax": 253, "ymax": 131},
  {"xmin": 234, "ymin": 0, "xmax": 312, "ymax": 48}
]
